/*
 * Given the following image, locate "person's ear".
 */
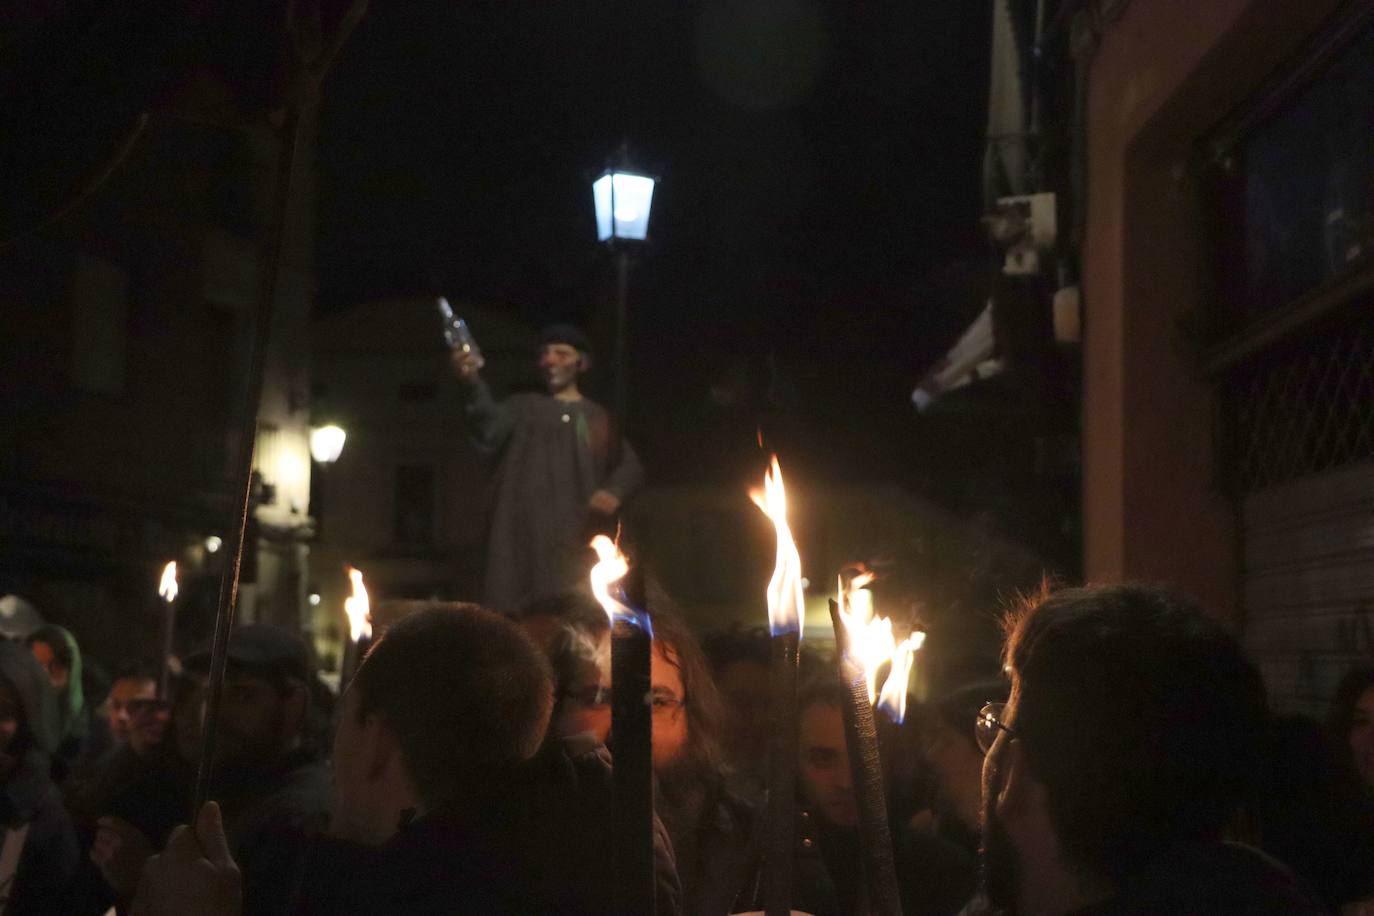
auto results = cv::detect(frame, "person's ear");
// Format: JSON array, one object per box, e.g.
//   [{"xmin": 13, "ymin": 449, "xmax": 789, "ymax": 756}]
[
  {"xmin": 577, "ymin": 352, "xmax": 592, "ymax": 373},
  {"xmin": 282, "ymin": 684, "xmax": 309, "ymax": 737},
  {"xmin": 360, "ymin": 715, "xmax": 400, "ymax": 782},
  {"xmin": 992, "ymin": 737, "xmax": 1035, "ymax": 820}
]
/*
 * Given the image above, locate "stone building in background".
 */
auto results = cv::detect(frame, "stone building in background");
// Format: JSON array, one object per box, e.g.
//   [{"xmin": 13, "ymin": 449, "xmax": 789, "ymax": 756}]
[
  {"xmin": 308, "ymin": 299, "xmax": 536, "ymax": 672},
  {"xmin": 0, "ymin": 110, "xmax": 318, "ymax": 670}
]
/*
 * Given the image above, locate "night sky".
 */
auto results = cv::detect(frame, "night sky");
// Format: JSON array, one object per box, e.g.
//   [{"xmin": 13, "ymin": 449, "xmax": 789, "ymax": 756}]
[{"xmin": 316, "ymin": 1, "xmax": 993, "ymax": 484}]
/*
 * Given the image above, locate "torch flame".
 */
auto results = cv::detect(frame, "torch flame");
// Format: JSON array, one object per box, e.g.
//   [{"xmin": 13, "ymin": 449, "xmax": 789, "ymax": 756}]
[
  {"xmin": 158, "ymin": 562, "xmax": 178, "ymax": 603},
  {"xmin": 589, "ymin": 535, "xmax": 634, "ymax": 626},
  {"xmin": 749, "ymin": 456, "xmax": 805, "ymax": 637},
  {"xmin": 344, "ymin": 566, "xmax": 371, "ymax": 642},
  {"xmin": 836, "ymin": 572, "xmax": 925, "ymax": 723}
]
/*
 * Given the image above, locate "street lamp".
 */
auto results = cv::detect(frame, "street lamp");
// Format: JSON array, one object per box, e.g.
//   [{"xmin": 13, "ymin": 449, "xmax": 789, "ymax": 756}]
[
  {"xmin": 593, "ymin": 170, "xmax": 656, "ymax": 243},
  {"xmin": 309, "ymin": 424, "xmax": 346, "ymax": 465},
  {"xmin": 592, "ymin": 151, "xmax": 656, "ymax": 423}
]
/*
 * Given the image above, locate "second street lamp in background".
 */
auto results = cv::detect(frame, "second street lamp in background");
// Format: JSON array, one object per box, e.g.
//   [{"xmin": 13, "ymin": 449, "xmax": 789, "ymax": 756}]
[
  {"xmin": 309, "ymin": 424, "xmax": 347, "ymax": 536},
  {"xmin": 309, "ymin": 424, "xmax": 347, "ymax": 465},
  {"xmin": 592, "ymin": 151, "xmax": 656, "ymax": 425}
]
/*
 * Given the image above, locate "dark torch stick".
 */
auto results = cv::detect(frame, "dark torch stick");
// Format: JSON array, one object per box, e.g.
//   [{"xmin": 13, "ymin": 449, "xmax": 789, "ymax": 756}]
[
  {"xmin": 763, "ymin": 629, "xmax": 799, "ymax": 916},
  {"xmin": 592, "ymin": 536, "xmax": 655, "ymax": 916},
  {"xmin": 750, "ymin": 456, "xmax": 805, "ymax": 916},
  {"xmin": 829, "ymin": 597, "xmax": 904, "ymax": 916},
  {"xmin": 192, "ymin": 107, "xmax": 303, "ymax": 817},
  {"xmin": 611, "ymin": 616, "xmax": 654, "ymax": 915}
]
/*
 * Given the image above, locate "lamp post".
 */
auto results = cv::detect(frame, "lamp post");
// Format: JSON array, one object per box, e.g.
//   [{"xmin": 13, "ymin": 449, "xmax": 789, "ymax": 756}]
[
  {"xmin": 592, "ymin": 151, "xmax": 656, "ymax": 424},
  {"xmin": 309, "ymin": 424, "xmax": 346, "ymax": 536}
]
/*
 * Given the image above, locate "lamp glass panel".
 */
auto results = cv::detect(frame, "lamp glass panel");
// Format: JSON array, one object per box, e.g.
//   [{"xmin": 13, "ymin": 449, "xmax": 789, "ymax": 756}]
[
  {"xmin": 611, "ymin": 172, "xmax": 655, "ymax": 241},
  {"xmin": 593, "ymin": 174, "xmax": 614, "ymax": 242}
]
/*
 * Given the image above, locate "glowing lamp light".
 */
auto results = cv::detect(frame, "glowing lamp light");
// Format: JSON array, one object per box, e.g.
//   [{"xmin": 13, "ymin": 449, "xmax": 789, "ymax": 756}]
[
  {"xmin": 344, "ymin": 566, "xmax": 371, "ymax": 642},
  {"xmin": 158, "ymin": 562, "xmax": 178, "ymax": 604},
  {"xmin": 308, "ymin": 593, "xmax": 321, "ymax": 607},
  {"xmin": 592, "ymin": 170, "xmax": 656, "ymax": 242},
  {"xmin": 836, "ymin": 572, "xmax": 925, "ymax": 723},
  {"xmin": 310, "ymin": 425, "xmax": 347, "ymax": 465},
  {"xmin": 204, "ymin": 535, "xmax": 222, "ymax": 554},
  {"xmin": 750, "ymin": 456, "xmax": 805, "ymax": 637}
]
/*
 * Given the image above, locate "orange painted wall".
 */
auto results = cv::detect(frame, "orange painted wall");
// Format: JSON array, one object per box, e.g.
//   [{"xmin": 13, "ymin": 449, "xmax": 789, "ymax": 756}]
[{"xmin": 1082, "ymin": 0, "xmax": 1343, "ymax": 624}]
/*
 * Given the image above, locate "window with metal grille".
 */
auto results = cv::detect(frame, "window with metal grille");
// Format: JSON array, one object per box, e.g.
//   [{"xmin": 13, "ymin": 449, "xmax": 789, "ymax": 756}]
[{"xmin": 1227, "ymin": 314, "xmax": 1374, "ymax": 494}]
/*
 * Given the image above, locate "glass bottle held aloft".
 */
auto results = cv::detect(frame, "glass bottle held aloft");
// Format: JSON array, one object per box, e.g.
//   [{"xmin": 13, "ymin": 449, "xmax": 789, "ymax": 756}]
[{"xmin": 437, "ymin": 297, "xmax": 484, "ymax": 369}]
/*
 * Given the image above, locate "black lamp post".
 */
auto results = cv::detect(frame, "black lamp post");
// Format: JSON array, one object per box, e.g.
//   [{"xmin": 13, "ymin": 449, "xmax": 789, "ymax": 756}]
[
  {"xmin": 308, "ymin": 423, "xmax": 346, "ymax": 536},
  {"xmin": 592, "ymin": 151, "xmax": 656, "ymax": 424}
]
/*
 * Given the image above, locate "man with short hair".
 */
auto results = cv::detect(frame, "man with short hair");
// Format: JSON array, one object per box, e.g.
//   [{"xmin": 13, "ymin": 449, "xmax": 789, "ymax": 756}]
[
  {"xmin": 104, "ymin": 665, "xmax": 161, "ymax": 757},
  {"xmin": 132, "ymin": 603, "xmax": 682, "ymax": 915},
  {"xmin": 92, "ymin": 626, "xmax": 330, "ymax": 910},
  {"xmin": 974, "ymin": 583, "xmax": 1326, "ymax": 915},
  {"xmin": 453, "ymin": 324, "xmax": 644, "ymax": 611}
]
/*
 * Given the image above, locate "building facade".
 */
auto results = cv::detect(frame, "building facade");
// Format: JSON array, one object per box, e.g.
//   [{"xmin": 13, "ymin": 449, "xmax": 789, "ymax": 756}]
[
  {"xmin": 0, "ymin": 111, "xmax": 317, "ymax": 668},
  {"xmin": 1077, "ymin": 0, "xmax": 1373, "ymax": 716}
]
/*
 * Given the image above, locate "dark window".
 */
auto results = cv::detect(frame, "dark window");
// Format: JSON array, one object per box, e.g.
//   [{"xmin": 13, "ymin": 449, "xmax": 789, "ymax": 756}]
[
  {"xmin": 398, "ymin": 382, "xmax": 437, "ymax": 402},
  {"xmin": 1217, "ymin": 20, "xmax": 1374, "ymax": 326},
  {"xmin": 394, "ymin": 465, "xmax": 435, "ymax": 545}
]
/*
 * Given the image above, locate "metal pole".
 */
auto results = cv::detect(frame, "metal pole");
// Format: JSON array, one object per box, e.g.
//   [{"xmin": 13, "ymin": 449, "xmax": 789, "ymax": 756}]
[
  {"xmin": 158, "ymin": 596, "xmax": 176, "ymax": 700},
  {"xmin": 193, "ymin": 108, "xmax": 303, "ymax": 815},
  {"xmin": 611, "ymin": 617, "xmax": 655, "ymax": 915},
  {"xmin": 763, "ymin": 631, "xmax": 800, "ymax": 915},
  {"xmin": 614, "ymin": 248, "xmax": 630, "ymax": 425}
]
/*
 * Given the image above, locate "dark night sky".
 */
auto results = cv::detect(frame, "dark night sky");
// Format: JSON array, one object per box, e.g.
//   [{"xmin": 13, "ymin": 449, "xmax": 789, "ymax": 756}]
[{"xmin": 316, "ymin": 1, "xmax": 993, "ymax": 483}]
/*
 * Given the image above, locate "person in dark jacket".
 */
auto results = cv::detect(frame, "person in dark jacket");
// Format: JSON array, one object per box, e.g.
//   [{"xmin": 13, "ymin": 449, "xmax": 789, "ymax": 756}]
[
  {"xmin": 968, "ymin": 583, "xmax": 1327, "ymax": 916},
  {"xmin": 132, "ymin": 602, "xmax": 682, "ymax": 916},
  {"xmin": 0, "ymin": 640, "xmax": 80, "ymax": 914},
  {"xmin": 27, "ymin": 624, "xmax": 90, "ymax": 781},
  {"xmin": 1328, "ymin": 664, "xmax": 1374, "ymax": 793}
]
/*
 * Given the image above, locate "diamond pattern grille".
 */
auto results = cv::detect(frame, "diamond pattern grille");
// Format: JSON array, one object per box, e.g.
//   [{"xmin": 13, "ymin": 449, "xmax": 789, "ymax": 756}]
[{"xmin": 1230, "ymin": 315, "xmax": 1374, "ymax": 493}]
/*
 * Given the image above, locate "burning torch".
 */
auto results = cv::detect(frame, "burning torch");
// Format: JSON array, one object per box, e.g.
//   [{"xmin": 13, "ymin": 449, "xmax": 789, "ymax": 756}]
[
  {"xmin": 157, "ymin": 561, "xmax": 178, "ymax": 699},
  {"xmin": 750, "ymin": 456, "xmax": 805, "ymax": 916},
  {"xmin": 828, "ymin": 570, "xmax": 924, "ymax": 916},
  {"xmin": 590, "ymin": 534, "xmax": 656, "ymax": 916},
  {"xmin": 341, "ymin": 565, "xmax": 372, "ymax": 685}
]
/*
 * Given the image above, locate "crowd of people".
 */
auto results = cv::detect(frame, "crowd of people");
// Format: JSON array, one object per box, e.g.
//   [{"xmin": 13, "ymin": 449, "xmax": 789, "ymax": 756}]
[{"xmin": 0, "ymin": 582, "xmax": 1368, "ymax": 914}]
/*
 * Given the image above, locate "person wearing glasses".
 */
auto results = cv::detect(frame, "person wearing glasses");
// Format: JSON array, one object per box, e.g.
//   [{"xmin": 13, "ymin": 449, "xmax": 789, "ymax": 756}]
[
  {"xmin": 644, "ymin": 602, "xmax": 761, "ymax": 915},
  {"xmin": 920, "ymin": 679, "xmax": 1009, "ymax": 857},
  {"xmin": 534, "ymin": 592, "xmax": 612, "ymax": 746},
  {"xmin": 970, "ymin": 583, "xmax": 1326, "ymax": 916}
]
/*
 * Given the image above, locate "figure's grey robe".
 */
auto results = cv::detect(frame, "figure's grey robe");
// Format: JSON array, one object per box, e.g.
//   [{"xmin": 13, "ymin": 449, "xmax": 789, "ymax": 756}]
[{"xmin": 463, "ymin": 379, "xmax": 643, "ymax": 612}]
